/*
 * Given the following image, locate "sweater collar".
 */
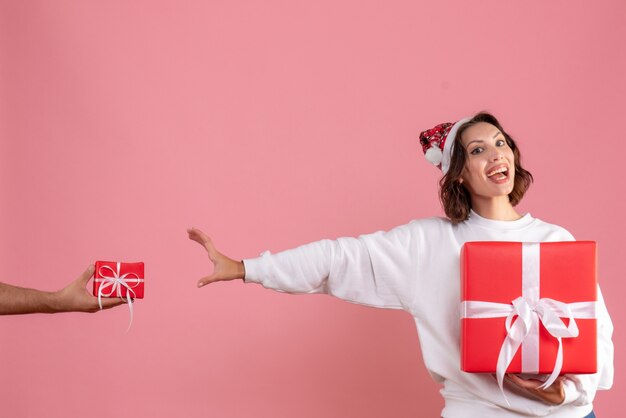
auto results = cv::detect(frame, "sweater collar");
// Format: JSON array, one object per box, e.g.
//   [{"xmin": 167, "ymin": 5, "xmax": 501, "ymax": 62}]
[{"xmin": 466, "ymin": 209, "xmax": 535, "ymax": 230}]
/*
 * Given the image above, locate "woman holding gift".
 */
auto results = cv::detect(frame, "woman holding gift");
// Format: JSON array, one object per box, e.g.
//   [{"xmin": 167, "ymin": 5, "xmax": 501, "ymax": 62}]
[{"xmin": 188, "ymin": 112, "xmax": 613, "ymax": 417}]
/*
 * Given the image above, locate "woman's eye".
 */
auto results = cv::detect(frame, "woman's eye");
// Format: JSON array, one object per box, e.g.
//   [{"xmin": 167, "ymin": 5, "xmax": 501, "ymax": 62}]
[
  {"xmin": 470, "ymin": 147, "xmax": 483, "ymax": 155},
  {"xmin": 496, "ymin": 139, "xmax": 506, "ymax": 147}
]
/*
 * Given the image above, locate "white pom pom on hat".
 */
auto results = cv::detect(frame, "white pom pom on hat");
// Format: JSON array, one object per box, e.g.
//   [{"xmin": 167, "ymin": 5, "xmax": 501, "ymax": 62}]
[{"xmin": 424, "ymin": 146, "xmax": 443, "ymax": 166}]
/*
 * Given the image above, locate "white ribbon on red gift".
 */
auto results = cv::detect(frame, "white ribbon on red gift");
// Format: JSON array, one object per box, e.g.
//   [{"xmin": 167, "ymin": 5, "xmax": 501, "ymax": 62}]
[
  {"xmin": 94, "ymin": 262, "xmax": 144, "ymax": 332},
  {"xmin": 460, "ymin": 242, "xmax": 596, "ymax": 398}
]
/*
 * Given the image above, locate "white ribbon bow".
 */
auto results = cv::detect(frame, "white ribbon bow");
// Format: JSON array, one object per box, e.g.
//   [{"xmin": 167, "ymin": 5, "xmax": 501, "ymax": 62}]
[
  {"xmin": 95, "ymin": 263, "xmax": 143, "ymax": 332},
  {"xmin": 462, "ymin": 298, "xmax": 595, "ymax": 393}
]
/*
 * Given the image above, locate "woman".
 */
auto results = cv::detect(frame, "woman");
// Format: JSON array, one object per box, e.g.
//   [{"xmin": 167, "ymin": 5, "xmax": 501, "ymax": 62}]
[{"xmin": 188, "ymin": 112, "xmax": 613, "ymax": 417}]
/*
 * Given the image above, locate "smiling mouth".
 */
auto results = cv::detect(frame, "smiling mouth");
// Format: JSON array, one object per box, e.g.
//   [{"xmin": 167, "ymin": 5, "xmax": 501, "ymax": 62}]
[{"xmin": 486, "ymin": 166, "xmax": 509, "ymax": 182}]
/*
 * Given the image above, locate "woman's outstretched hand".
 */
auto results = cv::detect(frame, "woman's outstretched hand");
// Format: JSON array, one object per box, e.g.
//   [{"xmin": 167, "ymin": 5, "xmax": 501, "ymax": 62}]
[
  {"xmin": 187, "ymin": 227, "xmax": 245, "ymax": 287},
  {"xmin": 505, "ymin": 374, "xmax": 566, "ymax": 405}
]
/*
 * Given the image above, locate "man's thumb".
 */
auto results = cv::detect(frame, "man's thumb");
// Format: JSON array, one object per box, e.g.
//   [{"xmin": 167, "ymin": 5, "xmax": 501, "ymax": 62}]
[{"xmin": 79, "ymin": 265, "xmax": 96, "ymax": 285}]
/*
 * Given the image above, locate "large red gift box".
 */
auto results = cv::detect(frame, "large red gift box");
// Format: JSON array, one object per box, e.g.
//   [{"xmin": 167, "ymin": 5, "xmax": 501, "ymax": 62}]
[
  {"xmin": 460, "ymin": 241, "xmax": 597, "ymax": 378},
  {"xmin": 93, "ymin": 261, "xmax": 145, "ymax": 300}
]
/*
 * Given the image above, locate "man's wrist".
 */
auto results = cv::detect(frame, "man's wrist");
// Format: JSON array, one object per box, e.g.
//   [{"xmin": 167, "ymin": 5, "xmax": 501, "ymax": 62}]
[{"xmin": 45, "ymin": 290, "xmax": 66, "ymax": 313}]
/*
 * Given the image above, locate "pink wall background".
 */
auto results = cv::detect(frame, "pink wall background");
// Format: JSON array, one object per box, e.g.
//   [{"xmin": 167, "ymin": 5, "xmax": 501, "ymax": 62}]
[{"xmin": 0, "ymin": 1, "xmax": 623, "ymax": 417}]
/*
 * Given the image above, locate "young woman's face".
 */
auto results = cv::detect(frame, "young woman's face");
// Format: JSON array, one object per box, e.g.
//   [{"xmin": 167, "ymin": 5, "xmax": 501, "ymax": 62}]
[{"xmin": 460, "ymin": 122, "xmax": 515, "ymax": 200}]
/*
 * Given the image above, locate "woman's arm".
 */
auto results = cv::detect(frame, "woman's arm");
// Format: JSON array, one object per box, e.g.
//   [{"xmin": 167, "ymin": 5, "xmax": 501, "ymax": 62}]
[
  {"xmin": 187, "ymin": 223, "xmax": 418, "ymax": 310},
  {"xmin": 0, "ymin": 265, "xmax": 125, "ymax": 315}
]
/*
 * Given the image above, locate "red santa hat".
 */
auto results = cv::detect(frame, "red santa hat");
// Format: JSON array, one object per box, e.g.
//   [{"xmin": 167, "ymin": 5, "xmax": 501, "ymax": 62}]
[{"xmin": 419, "ymin": 117, "xmax": 472, "ymax": 174}]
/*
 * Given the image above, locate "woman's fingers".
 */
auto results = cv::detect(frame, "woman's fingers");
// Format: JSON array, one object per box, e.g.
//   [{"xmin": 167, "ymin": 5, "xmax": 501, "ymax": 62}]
[
  {"xmin": 505, "ymin": 374, "xmax": 565, "ymax": 405},
  {"xmin": 197, "ymin": 275, "xmax": 217, "ymax": 288},
  {"xmin": 188, "ymin": 228, "xmax": 223, "ymax": 287},
  {"xmin": 188, "ymin": 227, "xmax": 220, "ymax": 258},
  {"xmin": 506, "ymin": 374, "xmax": 565, "ymax": 389},
  {"xmin": 506, "ymin": 374, "xmax": 532, "ymax": 388},
  {"xmin": 187, "ymin": 228, "xmax": 207, "ymax": 245},
  {"xmin": 187, "ymin": 227, "xmax": 211, "ymax": 248}
]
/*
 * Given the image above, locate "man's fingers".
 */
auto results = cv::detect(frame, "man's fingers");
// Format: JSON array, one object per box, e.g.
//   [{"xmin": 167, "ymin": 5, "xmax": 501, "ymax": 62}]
[
  {"xmin": 98, "ymin": 297, "xmax": 126, "ymax": 310},
  {"xmin": 78, "ymin": 265, "xmax": 96, "ymax": 286}
]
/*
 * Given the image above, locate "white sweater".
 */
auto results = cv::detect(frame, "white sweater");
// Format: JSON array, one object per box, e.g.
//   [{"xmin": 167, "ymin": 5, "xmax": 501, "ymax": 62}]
[{"xmin": 243, "ymin": 211, "xmax": 614, "ymax": 418}]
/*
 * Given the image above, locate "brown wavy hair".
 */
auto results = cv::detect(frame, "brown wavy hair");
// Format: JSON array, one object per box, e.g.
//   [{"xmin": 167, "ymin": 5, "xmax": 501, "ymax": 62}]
[{"xmin": 439, "ymin": 112, "xmax": 533, "ymax": 224}]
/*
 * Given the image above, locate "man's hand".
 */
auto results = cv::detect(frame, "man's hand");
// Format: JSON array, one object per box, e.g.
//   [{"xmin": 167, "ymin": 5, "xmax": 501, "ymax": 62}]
[
  {"xmin": 0, "ymin": 266, "xmax": 124, "ymax": 315},
  {"xmin": 52, "ymin": 265, "xmax": 125, "ymax": 313}
]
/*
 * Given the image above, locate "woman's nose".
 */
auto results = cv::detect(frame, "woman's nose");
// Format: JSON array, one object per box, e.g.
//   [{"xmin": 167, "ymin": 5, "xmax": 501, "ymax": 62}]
[{"xmin": 489, "ymin": 149, "xmax": 504, "ymax": 161}]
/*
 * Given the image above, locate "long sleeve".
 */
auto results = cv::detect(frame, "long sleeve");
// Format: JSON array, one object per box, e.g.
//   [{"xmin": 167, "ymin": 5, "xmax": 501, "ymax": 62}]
[
  {"xmin": 562, "ymin": 284, "xmax": 614, "ymax": 405},
  {"xmin": 243, "ymin": 222, "xmax": 419, "ymax": 311}
]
